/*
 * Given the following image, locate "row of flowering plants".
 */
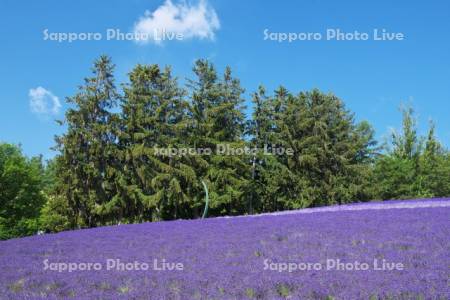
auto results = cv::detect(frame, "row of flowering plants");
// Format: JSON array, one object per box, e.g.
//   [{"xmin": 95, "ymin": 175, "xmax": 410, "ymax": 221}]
[{"xmin": 0, "ymin": 198, "xmax": 449, "ymax": 299}]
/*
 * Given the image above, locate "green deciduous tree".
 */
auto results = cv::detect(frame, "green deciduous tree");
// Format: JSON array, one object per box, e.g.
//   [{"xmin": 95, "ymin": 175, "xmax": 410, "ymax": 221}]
[{"xmin": 0, "ymin": 143, "xmax": 46, "ymax": 239}]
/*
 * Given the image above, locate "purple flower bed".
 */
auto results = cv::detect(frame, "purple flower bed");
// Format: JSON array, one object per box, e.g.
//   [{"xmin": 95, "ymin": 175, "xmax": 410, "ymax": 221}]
[{"xmin": 1, "ymin": 198, "xmax": 449, "ymax": 299}]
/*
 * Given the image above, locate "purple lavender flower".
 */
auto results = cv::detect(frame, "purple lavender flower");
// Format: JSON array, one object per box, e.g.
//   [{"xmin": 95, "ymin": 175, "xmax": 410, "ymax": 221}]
[{"xmin": 0, "ymin": 198, "xmax": 448, "ymax": 299}]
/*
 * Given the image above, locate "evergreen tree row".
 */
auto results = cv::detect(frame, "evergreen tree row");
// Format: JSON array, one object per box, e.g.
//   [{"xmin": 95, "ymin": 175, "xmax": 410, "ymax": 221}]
[{"xmin": 46, "ymin": 55, "xmax": 449, "ymax": 229}]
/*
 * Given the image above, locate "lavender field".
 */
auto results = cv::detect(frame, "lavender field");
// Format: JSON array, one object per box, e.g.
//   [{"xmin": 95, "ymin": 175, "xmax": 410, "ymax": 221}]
[{"xmin": 1, "ymin": 198, "xmax": 449, "ymax": 299}]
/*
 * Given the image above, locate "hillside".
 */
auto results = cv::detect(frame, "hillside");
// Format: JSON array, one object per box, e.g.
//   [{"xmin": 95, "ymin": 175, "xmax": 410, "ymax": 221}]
[{"xmin": 0, "ymin": 198, "xmax": 449, "ymax": 299}]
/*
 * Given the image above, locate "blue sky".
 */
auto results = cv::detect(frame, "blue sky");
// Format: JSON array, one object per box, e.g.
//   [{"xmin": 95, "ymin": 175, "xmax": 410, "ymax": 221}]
[{"xmin": 0, "ymin": 0, "xmax": 449, "ymax": 159}]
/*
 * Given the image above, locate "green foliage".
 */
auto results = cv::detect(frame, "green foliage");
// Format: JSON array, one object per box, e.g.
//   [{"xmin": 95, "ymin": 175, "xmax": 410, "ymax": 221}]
[
  {"xmin": 51, "ymin": 57, "xmax": 449, "ymax": 230},
  {"xmin": 118, "ymin": 63, "xmax": 199, "ymax": 221},
  {"xmin": 0, "ymin": 143, "xmax": 46, "ymax": 239},
  {"xmin": 3, "ymin": 56, "xmax": 448, "ymax": 238},
  {"xmin": 188, "ymin": 60, "xmax": 249, "ymax": 216},
  {"xmin": 39, "ymin": 194, "xmax": 71, "ymax": 233},
  {"xmin": 54, "ymin": 55, "xmax": 120, "ymax": 227},
  {"xmin": 248, "ymin": 87, "xmax": 377, "ymax": 210},
  {"xmin": 371, "ymin": 106, "xmax": 450, "ymax": 199}
]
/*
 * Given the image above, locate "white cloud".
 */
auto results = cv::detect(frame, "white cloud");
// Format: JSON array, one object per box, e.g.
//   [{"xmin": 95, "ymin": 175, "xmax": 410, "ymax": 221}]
[
  {"xmin": 133, "ymin": 0, "xmax": 220, "ymax": 44},
  {"xmin": 29, "ymin": 86, "xmax": 61, "ymax": 116}
]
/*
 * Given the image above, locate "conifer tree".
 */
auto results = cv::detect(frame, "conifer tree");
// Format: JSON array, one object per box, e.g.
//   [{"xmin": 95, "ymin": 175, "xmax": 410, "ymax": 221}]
[
  {"xmin": 119, "ymin": 64, "xmax": 200, "ymax": 221},
  {"xmin": 247, "ymin": 86, "xmax": 291, "ymax": 212},
  {"xmin": 370, "ymin": 106, "xmax": 450, "ymax": 199},
  {"xmin": 266, "ymin": 88, "xmax": 375, "ymax": 207},
  {"xmin": 55, "ymin": 55, "xmax": 119, "ymax": 227},
  {"xmin": 188, "ymin": 60, "xmax": 249, "ymax": 215},
  {"xmin": 418, "ymin": 122, "xmax": 443, "ymax": 197}
]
